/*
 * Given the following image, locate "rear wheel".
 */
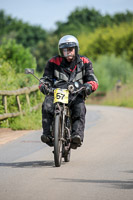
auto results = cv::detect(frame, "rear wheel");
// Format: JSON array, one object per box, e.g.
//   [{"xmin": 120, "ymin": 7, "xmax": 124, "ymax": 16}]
[
  {"xmin": 54, "ymin": 114, "xmax": 62, "ymax": 167},
  {"xmin": 64, "ymin": 118, "xmax": 71, "ymax": 162},
  {"xmin": 64, "ymin": 148, "xmax": 71, "ymax": 162}
]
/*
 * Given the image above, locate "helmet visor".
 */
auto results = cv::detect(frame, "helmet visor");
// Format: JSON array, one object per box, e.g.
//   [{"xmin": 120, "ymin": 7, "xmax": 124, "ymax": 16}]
[{"xmin": 59, "ymin": 42, "xmax": 77, "ymax": 49}]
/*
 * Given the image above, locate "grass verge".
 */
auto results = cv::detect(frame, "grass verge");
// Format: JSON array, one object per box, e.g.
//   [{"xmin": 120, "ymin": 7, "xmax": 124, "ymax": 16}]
[{"xmin": 86, "ymin": 83, "xmax": 133, "ymax": 108}]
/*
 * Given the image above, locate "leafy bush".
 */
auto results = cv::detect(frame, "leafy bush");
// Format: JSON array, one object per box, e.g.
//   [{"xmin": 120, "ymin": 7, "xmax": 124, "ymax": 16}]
[
  {"xmin": 0, "ymin": 39, "xmax": 44, "ymax": 129},
  {"xmin": 94, "ymin": 54, "xmax": 133, "ymax": 92},
  {"xmin": 78, "ymin": 23, "xmax": 133, "ymax": 64},
  {"xmin": 0, "ymin": 38, "xmax": 36, "ymax": 73}
]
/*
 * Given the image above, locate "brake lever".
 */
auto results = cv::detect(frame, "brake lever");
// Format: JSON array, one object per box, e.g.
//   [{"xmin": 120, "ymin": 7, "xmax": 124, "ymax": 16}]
[{"xmin": 71, "ymin": 86, "xmax": 86, "ymax": 95}]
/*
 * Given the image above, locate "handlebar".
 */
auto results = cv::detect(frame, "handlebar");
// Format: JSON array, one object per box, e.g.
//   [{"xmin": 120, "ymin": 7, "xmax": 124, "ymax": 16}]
[
  {"xmin": 44, "ymin": 85, "xmax": 86, "ymax": 96},
  {"xmin": 25, "ymin": 69, "xmax": 86, "ymax": 96},
  {"xmin": 70, "ymin": 86, "xmax": 86, "ymax": 94}
]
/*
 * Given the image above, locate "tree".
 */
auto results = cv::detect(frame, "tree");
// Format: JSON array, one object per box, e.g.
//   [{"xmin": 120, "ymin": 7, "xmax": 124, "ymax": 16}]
[
  {"xmin": 0, "ymin": 38, "xmax": 36, "ymax": 73},
  {"xmin": 0, "ymin": 10, "xmax": 51, "ymax": 72},
  {"xmin": 54, "ymin": 8, "xmax": 133, "ymax": 37}
]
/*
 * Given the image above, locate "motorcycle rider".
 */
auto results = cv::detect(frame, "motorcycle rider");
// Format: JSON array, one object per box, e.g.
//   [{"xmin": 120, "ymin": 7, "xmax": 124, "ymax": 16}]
[{"xmin": 39, "ymin": 35, "xmax": 98, "ymax": 149}]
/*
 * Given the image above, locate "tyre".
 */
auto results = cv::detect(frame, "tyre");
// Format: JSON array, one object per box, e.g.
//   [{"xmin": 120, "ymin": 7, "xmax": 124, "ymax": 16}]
[
  {"xmin": 64, "ymin": 148, "xmax": 71, "ymax": 162},
  {"xmin": 64, "ymin": 116, "xmax": 71, "ymax": 162},
  {"xmin": 54, "ymin": 114, "xmax": 62, "ymax": 167}
]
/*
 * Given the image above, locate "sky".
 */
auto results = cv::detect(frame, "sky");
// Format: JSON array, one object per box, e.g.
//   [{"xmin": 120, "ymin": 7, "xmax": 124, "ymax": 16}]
[{"xmin": 0, "ymin": 0, "xmax": 133, "ymax": 30}]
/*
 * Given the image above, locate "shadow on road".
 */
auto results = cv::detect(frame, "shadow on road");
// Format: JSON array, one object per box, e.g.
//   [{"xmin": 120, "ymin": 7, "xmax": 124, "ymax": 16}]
[
  {"xmin": 123, "ymin": 170, "xmax": 133, "ymax": 173},
  {"xmin": 53, "ymin": 178, "xmax": 133, "ymax": 190},
  {"xmin": 0, "ymin": 160, "xmax": 54, "ymax": 168}
]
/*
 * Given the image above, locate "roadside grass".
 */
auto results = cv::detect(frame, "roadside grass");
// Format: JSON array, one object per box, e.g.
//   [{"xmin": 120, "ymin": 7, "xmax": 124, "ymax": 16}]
[
  {"xmin": 0, "ymin": 90, "xmax": 44, "ymax": 130},
  {"xmin": 101, "ymin": 85, "xmax": 133, "ymax": 108},
  {"xmin": 86, "ymin": 83, "xmax": 133, "ymax": 108},
  {"xmin": 1, "ymin": 109, "xmax": 42, "ymax": 130}
]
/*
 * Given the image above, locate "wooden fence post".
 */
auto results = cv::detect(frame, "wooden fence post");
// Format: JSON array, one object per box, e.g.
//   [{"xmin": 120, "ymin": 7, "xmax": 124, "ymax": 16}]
[
  {"xmin": 2, "ymin": 95, "xmax": 9, "ymax": 125},
  {"xmin": 26, "ymin": 94, "xmax": 30, "ymax": 107},
  {"xmin": 2, "ymin": 95, "xmax": 8, "ymax": 114},
  {"xmin": 16, "ymin": 95, "xmax": 22, "ymax": 113}
]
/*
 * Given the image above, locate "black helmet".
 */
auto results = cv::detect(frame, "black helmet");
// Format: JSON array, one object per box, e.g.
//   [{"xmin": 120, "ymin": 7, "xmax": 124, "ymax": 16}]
[{"xmin": 58, "ymin": 35, "xmax": 79, "ymax": 57}]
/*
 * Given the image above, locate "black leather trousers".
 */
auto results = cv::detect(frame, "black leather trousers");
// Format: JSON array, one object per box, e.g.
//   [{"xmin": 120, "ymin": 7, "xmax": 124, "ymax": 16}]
[{"xmin": 42, "ymin": 95, "xmax": 86, "ymax": 141}]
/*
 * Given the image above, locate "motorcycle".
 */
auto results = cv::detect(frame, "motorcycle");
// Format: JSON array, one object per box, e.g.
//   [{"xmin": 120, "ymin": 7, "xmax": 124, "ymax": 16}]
[{"xmin": 25, "ymin": 68, "xmax": 86, "ymax": 167}]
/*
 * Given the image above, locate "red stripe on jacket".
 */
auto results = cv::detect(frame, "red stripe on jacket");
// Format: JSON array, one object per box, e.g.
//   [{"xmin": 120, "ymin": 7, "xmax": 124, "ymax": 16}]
[{"xmin": 50, "ymin": 57, "xmax": 63, "ymax": 65}]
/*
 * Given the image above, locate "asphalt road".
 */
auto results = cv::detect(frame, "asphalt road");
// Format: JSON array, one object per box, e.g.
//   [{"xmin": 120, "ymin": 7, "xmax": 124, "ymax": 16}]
[{"xmin": 0, "ymin": 105, "xmax": 133, "ymax": 200}]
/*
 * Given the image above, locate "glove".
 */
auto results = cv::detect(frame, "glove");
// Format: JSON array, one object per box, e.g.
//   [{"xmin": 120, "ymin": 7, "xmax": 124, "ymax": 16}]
[
  {"xmin": 39, "ymin": 83, "xmax": 47, "ymax": 95},
  {"xmin": 84, "ymin": 83, "xmax": 92, "ymax": 95},
  {"xmin": 39, "ymin": 82, "xmax": 50, "ymax": 95}
]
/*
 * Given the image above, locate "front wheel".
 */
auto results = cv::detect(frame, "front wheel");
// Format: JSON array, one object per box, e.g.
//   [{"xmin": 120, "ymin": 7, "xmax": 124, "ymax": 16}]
[{"xmin": 54, "ymin": 114, "xmax": 62, "ymax": 167}]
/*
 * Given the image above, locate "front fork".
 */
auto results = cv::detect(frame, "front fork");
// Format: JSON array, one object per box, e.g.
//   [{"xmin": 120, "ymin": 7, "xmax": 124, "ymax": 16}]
[
  {"xmin": 54, "ymin": 103, "xmax": 65, "ymax": 141},
  {"xmin": 51, "ymin": 103, "xmax": 70, "ymax": 147}
]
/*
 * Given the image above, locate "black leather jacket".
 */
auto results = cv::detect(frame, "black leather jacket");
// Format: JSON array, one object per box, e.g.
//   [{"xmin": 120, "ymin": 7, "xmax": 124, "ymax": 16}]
[{"xmin": 40, "ymin": 54, "xmax": 98, "ymax": 92}]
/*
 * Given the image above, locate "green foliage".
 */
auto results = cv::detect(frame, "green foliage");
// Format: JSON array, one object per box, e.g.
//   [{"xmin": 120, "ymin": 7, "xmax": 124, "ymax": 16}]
[
  {"xmin": 78, "ymin": 23, "xmax": 133, "ymax": 64},
  {"xmin": 54, "ymin": 8, "xmax": 133, "ymax": 37},
  {"xmin": 86, "ymin": 81, "xmax": 133, "ymax": 108},
  {"xmin": 0, "ymin": 59, "xmax": 44, "ymax": 129},
  {"xmin": 0, "ymin": 64, "xmax": 44, "ymax": 130},
  {"xmin": 8, "ymin": 109, "xmax": 42, "ymax": 130},
  {"xmin": 0, "ymin": 10, "xmax": 54, "ymax": 72},
  {"xmin": 0, "ymin": 39, "xmax": 43, "ymax": 124},
  {"xmin": 0, "ymin": 102, "xmax": 4, "ymax": 114},
  {"xmin": 0, "ymin": 54, "xmax": 43, "ymax": 114},
  {"xmin": 100, "ymin": 82, "xmax": 133, "ymax": 108},
  {"xmin": 94, "ymin": 54, "xmax": 133, "ymax": 92},
  {"xmin": 0, "ymin": 9, "xmax": 132, "ymax": 72},
  {"xmin": 32, "ymin": 35, "xmax": 58, "ymax": 72},
  {"xmin": 0, "ymin": 61, "xmax": 20, "ymax": 90},
  {"xmin": 0, "ymin": 38, "xmax": 36, "ymax": 73},
  {"xmin": 0, "ymin": 61, "xmax": 38, "ymax": 91},
  {"xmin": 0, "ymin": 37, "xmax": 43, "ymax": 130},
  {"xmin": 0, "ymin": 10, "xmax": 48, "ymax": 47}
]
